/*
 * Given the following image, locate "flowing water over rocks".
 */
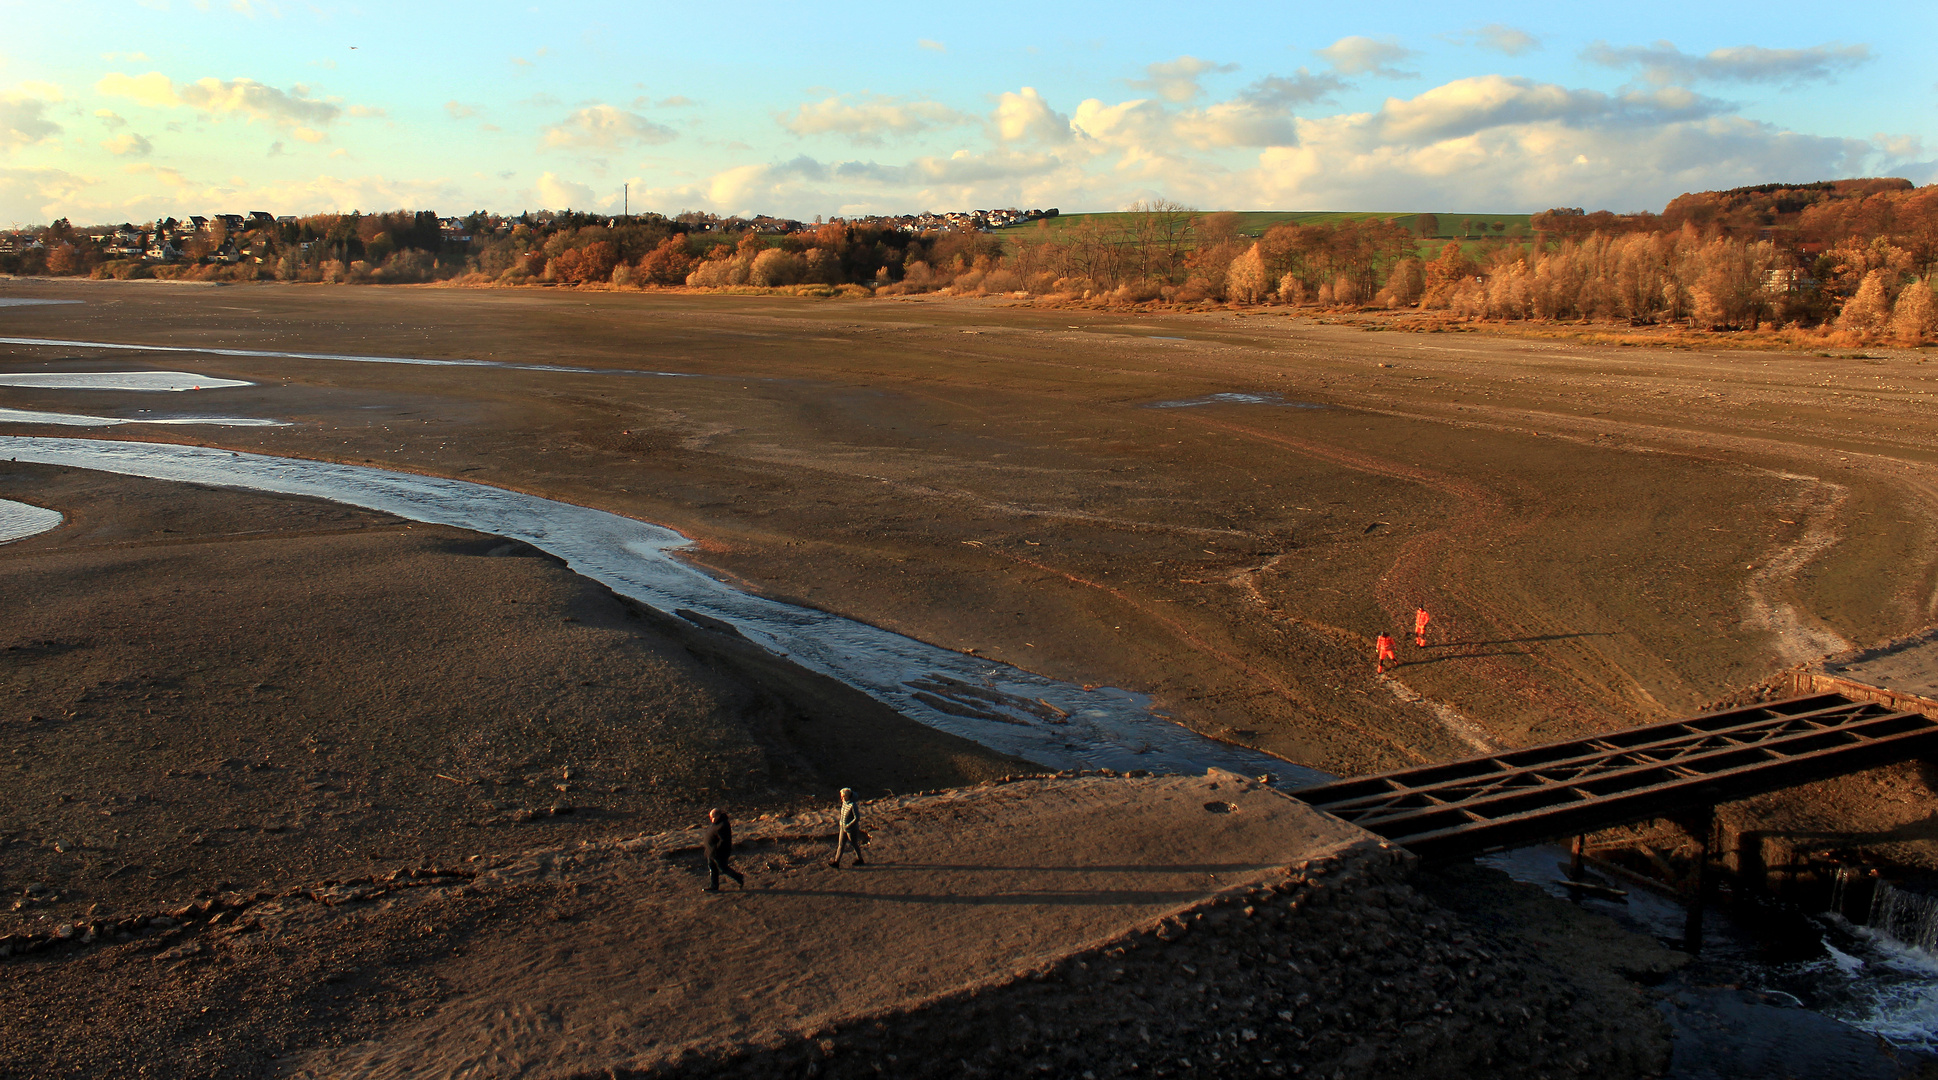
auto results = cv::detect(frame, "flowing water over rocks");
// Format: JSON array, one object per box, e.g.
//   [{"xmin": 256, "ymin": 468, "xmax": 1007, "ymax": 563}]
[
  {"xmin": 0, "ymin": 435, "xmax": 1322, "ymax": 784},
  {"xmin": 1484, "ymin": 845, "xmax": 1938, "ymax": 1077}
]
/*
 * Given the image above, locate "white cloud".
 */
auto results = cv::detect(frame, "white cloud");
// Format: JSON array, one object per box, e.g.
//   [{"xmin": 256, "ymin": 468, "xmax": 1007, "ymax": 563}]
[
  {"xmin": 1125, "ymin": 56, "xmax": 1239, "ymax": 103},
  {"xmin": 96, "ymin": 71, "xmax": 350, "ymax": 129},
  {"xmin": 1372, "ymin": 77, "xmax": 1723, "ymax": 147},
  {"xmin": 1470, "ymin": 24, "xmax": 1539, "ymax": 56},
  {"xmin": 5, "ymin": 161, "xmax": 458, "ymax": 225},
  {"xmin": 1, "ymin": 86, "xmax": 63, "ymax": 150},
  {"xmin": 1316, "ymin": 36, "xmax": 1418, "ymax": 78},
  {"xmin": 918, "ymin": 38, "xmax": 946, "ymax": 53},
  {"xmin": 445, "ymin": 101, "xmax": 477, "ymax": 120},
  {"xmin": 832, "ymin": 148, "xmax": 1062, "ymax": 186},
  {"xmin": 542, "ymin": 104, "xmax": 676, "ymax": 149},
  {"xmin": 993, "ymin": 87, "xmax": 1070, "ymax": 144},
  {"xmin": 0, "ymin": 166, "xmax": 94, "ymax": 222},
  {"xmin": 1071, "ymin": 87, "xmax": 1303, "ymax": 155},
  {"xmin": 103, "ymin": 132, "xmax": 154, "ymax": 156},
  {"xmin": 1239, "ymin": 77, "xmax": 1898, "ymax": 213},
  {"xmin": 533, "ymin": 171, "xmax": 597, "ymax": 209},
  {"xmin": 1172, "ymin": 99, "xmax": 1299, "ymax": 149},
  {"xmin": 628, "ymin": 149, "xmax": 1089, "ymax": 220},
  {"xmin": 777, "ymin": 95, "xmax": 971, "ymax": 145},
  {"xmin": 96, "ymin": 109, "xmax": 128, "ymax": 129},
  {"xmin": 1583, "ymin": 40, "xmax": 1872, "ymax": 86}
]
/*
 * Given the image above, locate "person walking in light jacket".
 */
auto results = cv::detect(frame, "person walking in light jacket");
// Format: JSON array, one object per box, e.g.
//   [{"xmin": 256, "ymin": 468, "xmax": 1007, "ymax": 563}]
[{"xmin": 829, "ymin": 788, "xmax": 867, "ymax": 868}]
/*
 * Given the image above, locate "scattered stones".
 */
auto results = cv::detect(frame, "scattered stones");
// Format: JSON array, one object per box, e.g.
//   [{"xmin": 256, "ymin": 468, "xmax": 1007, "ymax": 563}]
[{"xmin": 649, "ymin": 847, "xmax": 1668, "ymax": 1080}]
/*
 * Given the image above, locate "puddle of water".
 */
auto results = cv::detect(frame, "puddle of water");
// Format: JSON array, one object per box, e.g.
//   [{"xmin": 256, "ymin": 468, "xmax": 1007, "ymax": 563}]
[
  {"xmin": 0, "ymin": 435, "xmax": 1324, "ymax": 785},
  {"xmin": 0, "ymin": 371, "xmax": 254, "ymax": 391},
  {"xmin": 1150, "ymin": 336, "xmax": 1189, "ymax": 342},
  {"xmin": 1148, "ymin": 392, "xmax": 1325, "ymax": 409},
  {"xmin": 0, "ymin": 407, "xmax": 287, "ymax": 428},
  {"xmin": 0, "ymin": 299, "xmax": 83, "ymax": 308},
  {"xmin": 0, "ymin": 336, "xmax": 699, "ymax": 380},
  {"xmin": 0, "ymin": 497, "xmax": 62, "ymax": 543}
]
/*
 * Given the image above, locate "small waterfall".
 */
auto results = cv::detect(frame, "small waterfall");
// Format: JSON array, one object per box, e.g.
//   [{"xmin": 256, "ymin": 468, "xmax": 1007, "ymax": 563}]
[{"xmin": 1868, "ymin": 880, "xmax": 1938, "ymax": 954}]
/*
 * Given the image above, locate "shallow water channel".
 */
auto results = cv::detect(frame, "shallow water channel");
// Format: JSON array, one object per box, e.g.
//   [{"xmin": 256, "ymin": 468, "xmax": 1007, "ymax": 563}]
[{"xmin": 0, "ymin": 435, "xmax": 1323, "ymax": 785}]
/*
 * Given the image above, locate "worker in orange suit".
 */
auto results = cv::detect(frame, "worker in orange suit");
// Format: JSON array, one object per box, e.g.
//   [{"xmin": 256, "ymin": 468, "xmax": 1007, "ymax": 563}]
[
  {"xmin": 1414, "ymin": 607, "xmax": 1431, "ymax": 648},
  {"xmin": 1376, "ymin": 632, "xmax": 1397, "ymax": 675}
]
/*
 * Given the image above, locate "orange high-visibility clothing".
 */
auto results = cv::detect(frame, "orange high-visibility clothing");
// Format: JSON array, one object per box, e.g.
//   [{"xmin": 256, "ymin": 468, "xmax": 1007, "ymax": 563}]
[{"xmin": 1376, "ymin": 634, "xmax": 1397, "ymax": 661}]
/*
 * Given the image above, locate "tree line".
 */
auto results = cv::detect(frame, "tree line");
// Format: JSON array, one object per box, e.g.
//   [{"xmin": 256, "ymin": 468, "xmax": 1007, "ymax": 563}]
[{"xmin": 6, "ymin": 179, "xmax": 1934, "ymax": 344}]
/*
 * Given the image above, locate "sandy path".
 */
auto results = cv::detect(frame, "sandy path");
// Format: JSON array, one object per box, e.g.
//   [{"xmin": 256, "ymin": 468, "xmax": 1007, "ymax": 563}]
[{"xmin": 282, "ymin": 772, "xmax": 1369, "ymax": 1079}]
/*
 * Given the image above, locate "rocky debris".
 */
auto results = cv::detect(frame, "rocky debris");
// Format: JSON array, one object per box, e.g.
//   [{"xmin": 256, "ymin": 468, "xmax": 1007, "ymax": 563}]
[
  {"xmin": 642, "ymin": 847, "xmax": 1668, "ymax": 1080},
  {"xmin": 0, "ymin": 866, "xmax": 473, "ymax": 961}
]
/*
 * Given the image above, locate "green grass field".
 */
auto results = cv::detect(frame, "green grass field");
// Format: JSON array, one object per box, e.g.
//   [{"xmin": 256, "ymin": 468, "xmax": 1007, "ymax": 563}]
[{"xmin": 998, "ymin": 210, "xmax": 1533, "ymax": 240}]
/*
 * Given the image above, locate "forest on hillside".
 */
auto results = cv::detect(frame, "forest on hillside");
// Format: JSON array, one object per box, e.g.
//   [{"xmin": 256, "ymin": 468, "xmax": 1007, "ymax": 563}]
[{"xmin": 6, "ymin": 179, "xmax": 1936, "ymax": 344}]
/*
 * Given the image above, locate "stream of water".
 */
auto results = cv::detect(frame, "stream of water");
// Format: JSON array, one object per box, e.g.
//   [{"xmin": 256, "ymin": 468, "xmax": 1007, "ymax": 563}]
[
  {"xmin": 0, "ymin": 435, "xmax": 1322, "ymax": 785},
  {"xmin": 1485, "ymin": 846, "xmax": 1938, "ymax": 1076}
]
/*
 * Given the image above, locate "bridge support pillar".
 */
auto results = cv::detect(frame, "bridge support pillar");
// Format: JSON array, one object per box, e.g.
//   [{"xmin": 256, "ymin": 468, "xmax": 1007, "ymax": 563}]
[{"xmin": 1680, "ymin": 805, "xmax": 1715, "ymax": 954}]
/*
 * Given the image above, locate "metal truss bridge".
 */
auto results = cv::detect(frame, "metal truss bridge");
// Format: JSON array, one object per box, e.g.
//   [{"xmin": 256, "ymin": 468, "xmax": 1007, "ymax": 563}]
[{"xmin": 1291, "ymin": 692, "xmax": 1938, "ymax": 863}]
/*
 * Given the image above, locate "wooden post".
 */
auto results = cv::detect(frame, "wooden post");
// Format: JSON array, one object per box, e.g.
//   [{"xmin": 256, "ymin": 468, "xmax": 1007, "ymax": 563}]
[
  {"xmin": 1569, "ymin": 834, "xmax": 1586, "ymax": 879},
  {"xmin": 1683, "ymin": 805, "xmax": 1714, "ymax": 954}
]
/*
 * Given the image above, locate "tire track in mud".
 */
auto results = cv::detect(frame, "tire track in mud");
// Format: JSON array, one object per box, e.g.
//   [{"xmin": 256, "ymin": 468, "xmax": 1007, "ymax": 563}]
[
  {"xmin": 1337, "ymin": 396, "xmax": 1923, "ymax": 671},
  {"xmin": 983, "ymin": 548, "xmax": 1432, "ymax": 765},
  {"xmin": 1181, "ymin": 415, "xmax": 1652, "ymax": 747},
  {"xmin": 1744, "ymin": 472, "xmax": 1853, "ymax": 666}
]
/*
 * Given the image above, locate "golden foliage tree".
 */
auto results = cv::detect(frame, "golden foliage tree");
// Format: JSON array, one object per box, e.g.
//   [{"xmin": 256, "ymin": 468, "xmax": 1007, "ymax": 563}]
[
  {"xmin": 1836, "ymin": 269, "xmax": 1893, "ymax": 333},
  {"xmin": 1891, "ymin": 278, "xmax": 1936, "ymax": 345}
]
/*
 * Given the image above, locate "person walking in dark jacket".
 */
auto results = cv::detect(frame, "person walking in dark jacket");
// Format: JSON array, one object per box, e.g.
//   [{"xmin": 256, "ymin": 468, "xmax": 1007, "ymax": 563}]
[
  {"xmin": 702, "ymin": 807, "xmax": 744, "ymax": 892},
  {"xmin": 829, "ymin": 788, "xmax": 866, "ymax": 868}
]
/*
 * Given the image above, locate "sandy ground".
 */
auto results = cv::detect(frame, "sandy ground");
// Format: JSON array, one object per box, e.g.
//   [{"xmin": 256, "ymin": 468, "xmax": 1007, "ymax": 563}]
[
  {"xmin": 3, "ymin": 773, "xmax": 1677, "ymax": 1080},
  {"xmin": 6, "ymin": 280, "xmax": 1938, "ymax": 1075},
  {"xmin": 0, "ymin": 463, "xmax": 1027, "ymax": 925}
]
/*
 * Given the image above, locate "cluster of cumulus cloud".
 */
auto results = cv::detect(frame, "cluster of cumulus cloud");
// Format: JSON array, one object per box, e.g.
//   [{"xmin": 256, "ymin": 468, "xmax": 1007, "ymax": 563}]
[
  {"xmin": 610, "ymin": 35, "xmax": 1924, "ymax": 220},
  {"xmin": 0, "ymin": 31, "xmax": 1930, "ymax": 223}
]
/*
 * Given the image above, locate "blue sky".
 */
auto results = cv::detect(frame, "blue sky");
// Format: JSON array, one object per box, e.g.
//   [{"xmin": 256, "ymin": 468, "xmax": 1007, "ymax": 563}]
[{"xmin": 1, "ymin": 0, "xmax": 1933, "ymax": 226}]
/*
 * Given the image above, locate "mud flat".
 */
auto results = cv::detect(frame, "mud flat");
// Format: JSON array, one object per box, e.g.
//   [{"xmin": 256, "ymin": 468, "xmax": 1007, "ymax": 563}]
[
  {"xmin": 6, "ymin": 281, "xmax": 1937, "ymax": 780},
  {"xmin": 0, "ymin": 462, "xmax": 1029, "ymax": 924},
  {"xmin": 6, "ymin": 281, "xmax": 1938, "ymax": 1074}
]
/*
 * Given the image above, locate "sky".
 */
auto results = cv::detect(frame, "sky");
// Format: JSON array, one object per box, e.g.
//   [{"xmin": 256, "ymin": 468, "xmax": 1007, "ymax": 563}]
[{"xmin": 1, "ymin": 0, "xmax": 1934, "ymax": 227}]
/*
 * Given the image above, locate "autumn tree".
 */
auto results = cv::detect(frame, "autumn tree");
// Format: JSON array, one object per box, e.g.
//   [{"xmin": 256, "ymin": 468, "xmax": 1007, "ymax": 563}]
[
  {"xmin": 1890, "ymin": 278, "xmax": 1936, "ymax": 345},
  {"xmin": 1836, "ymin": 269, "xmax": 1893, "ymax": 334},
  {"xmin": 637, "ymin": 237, "xmax": 696, "ymax": 285}
]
